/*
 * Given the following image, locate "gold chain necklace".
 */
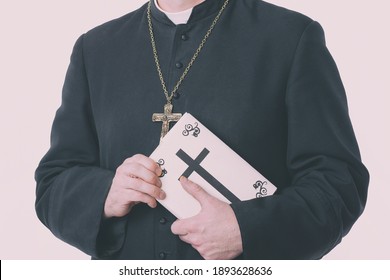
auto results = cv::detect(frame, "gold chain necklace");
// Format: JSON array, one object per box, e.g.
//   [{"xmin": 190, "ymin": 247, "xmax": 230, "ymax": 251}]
[{"xmin": 148, "ymin": 0, "xmax": 230, "ymax": 141}]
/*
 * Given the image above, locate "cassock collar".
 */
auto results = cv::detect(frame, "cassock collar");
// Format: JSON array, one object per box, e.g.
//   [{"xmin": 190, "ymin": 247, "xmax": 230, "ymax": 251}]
[{"xmin": 150, "ymin": 0, "xmax": 226, "ymax": 26}]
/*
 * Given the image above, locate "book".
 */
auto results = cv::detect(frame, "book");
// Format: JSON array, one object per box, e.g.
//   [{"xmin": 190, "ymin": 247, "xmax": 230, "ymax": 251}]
[{"xmin": 149, "ymin": 113, "xmax": 276, "ymax": 219}]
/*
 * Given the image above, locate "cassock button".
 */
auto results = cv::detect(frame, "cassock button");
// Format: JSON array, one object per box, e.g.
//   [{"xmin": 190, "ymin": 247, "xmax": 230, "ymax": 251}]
[
  {"xmin": 159, "ymin": 252, "xmax": 167, "ymax": 259},
  {"xmin": 175, "ymin": 62, "xmax": 183, "ymax": 69},
  {"xmin": 173, "ymin": 92, "xmax": 181, "ymax": 99},
  {"xmin": 181, "ymin": 34, "xmax": 188, "ymax": 41},
  {"xmin": 159, "ymin": 217, "xmax": 167, "ymax": 224}
]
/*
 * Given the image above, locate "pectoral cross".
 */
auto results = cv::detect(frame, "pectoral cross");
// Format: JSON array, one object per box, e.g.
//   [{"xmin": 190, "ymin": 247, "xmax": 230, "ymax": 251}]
[{"xmin": 152, "ymin": 103, "xmax": 182, "ymax": 142}]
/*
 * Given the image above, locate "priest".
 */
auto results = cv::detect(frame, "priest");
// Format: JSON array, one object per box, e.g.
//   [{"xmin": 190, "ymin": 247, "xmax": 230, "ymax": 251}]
[{"xmin": 35, "ymin": 0, "xmax": 369, "ymax": 259}]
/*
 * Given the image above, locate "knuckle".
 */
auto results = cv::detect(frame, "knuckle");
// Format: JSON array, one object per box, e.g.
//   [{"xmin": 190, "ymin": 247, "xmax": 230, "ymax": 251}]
[
  {"xmin": 123, "ymin": 157, "xmax": 133, "ymax": 164},
  {"xmin": 187, "ymin": 182, "xmax": 202, "ymax": 193},
  {"xmin": 116, "ymin": 165, "xmax": 124, "ymax": 174},
  {"xmin": 147, "ymin": 159, "xmax": 159, "ymax": 172},
  {"xmin": 193, "ymin": 184, "xmax": 203, "ymax": 193},
  {"xmin": 142, "ymin": 172, "xmax": 155, "ymax": 185},
  {"xmin": 134, "ymin": 191, "xmax": 155, "ymax": 206},
  {"xmin": 151, "ymin": 187, "xmax": 161, "ymax": 198},
  {"xmin": 124, "ymin": 154, "xmax": 139, "ymax": 165},
  {"xmin": 147, "ymin": 197, "xmax": 157, "ymax": 206},
  {"xmin": 132, "ymin": 154, "xmax": 144, "ymax": 162},
  {"xmin": 150, "ymin": 175, "xmax": 160, "ymax": 186}
]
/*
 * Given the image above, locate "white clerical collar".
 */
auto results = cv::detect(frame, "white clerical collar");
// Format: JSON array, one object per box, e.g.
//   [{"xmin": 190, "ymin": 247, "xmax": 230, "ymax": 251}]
[{"xmin": 154, "ymin": 0, "xmax": 193, "ymax": 25}]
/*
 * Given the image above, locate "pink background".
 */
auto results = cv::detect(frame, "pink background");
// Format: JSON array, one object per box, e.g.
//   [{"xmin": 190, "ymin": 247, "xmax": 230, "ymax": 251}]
[{"xmin": 0, "ymin": 0, "xmax": 389, "ymax": 259}]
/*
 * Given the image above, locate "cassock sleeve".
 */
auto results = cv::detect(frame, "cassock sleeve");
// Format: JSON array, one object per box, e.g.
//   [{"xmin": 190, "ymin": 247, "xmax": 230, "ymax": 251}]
[
  {"xmin": 230, "ymin": 21, "xmax": 369, "ymax": 259},
  {"xmin": 35, "ymin": 35, "xmax": 126, "ymax": 258}
]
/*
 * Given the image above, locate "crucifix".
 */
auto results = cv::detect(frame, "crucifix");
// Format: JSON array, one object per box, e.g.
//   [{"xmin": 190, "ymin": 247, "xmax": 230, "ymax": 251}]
[{"xmin": 152, "ymin": 103, "xmax": 182, "ymax": 142}]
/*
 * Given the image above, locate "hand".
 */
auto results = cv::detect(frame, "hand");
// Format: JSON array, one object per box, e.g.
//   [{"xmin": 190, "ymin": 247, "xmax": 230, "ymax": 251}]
[
  {"xmin": 104, "ymin": 154, "xmax": 165, "ymax": 218},
  {"xmin": 171, "ymin": 177, "xmax": 243, "ymax": 260}
]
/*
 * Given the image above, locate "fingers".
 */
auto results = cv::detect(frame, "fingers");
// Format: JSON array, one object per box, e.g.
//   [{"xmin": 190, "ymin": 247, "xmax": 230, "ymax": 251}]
[
  {"xmin": 120, "ymin": 162, "xmax": 162, "ymax": 187},
  {"xmin": 124, "ymin": 154, "xmax": 162, "ymax": 176},
  {"xmin": 126, "ymin": 189, "xmax": 158, "ymax": 208},
  {"xmin": 104, "ymin": 154, "xmax": 165, "ymax": 218},
  {"xmin": 105, "ymin": 188, "xmax": 158, "ymax": 218},
  {"xmin": 127, "ymin": 177, "xmax": 166, "ymax": 200},
  {"xmin": 117, "ymin": 154, "xmax": 165, "ymax": 200},
  {"xmin": 179, "ymin": 176, "xmax": 210, "ymax": 206}
]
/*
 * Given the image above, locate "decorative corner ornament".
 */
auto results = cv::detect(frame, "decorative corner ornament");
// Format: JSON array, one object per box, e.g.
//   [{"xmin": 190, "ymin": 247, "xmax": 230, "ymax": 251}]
[
  {"xmin": 182, "ymin": 122, "xmax": 201, "ymax": 137},
  {"xmin": 253, "ymin": 180, "xmax": 268, "ymax": 198}
]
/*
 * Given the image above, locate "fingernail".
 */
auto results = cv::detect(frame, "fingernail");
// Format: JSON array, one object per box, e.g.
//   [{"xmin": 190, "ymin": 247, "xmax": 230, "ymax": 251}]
[
  {"xmin": 159, "ymin": 190, "xmax": 166, "ymax": 200},
  {"xmin": 157, "ymin": 178, "xmax": 162, "ymax": 187},
  {"xmin": 157, "ymin": 167, "xmax": 163, "ymax": 177},
  {"xmin": 179, "ymin": 176, "xmax": 188, "ymax": 183}
]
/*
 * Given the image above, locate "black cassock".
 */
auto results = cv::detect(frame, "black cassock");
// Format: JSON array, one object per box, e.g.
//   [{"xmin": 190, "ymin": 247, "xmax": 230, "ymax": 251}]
[{"xmin": 35, "ymin": 0, "xmax": 369, "ymax": 259}]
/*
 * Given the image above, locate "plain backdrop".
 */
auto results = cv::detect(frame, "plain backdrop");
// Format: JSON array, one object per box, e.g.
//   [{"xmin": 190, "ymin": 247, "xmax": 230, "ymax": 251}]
[{"xmin": 0, "ymin": 0, "xmax": 389, "ymax": 260}]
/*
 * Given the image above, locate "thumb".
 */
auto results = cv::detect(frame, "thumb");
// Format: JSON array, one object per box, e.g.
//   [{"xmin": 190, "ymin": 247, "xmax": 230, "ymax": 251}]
[
  {"xmin": 171, "ymin": 219, "xmax": 188, "ymax": 236},
  {"xmin": 180, "ymin": 176, "xmax": 210, "ymax": 207}
]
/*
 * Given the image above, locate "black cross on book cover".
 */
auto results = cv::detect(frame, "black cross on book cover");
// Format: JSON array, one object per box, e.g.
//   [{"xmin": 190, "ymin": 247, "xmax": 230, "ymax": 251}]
[{"xmin": 150, "ymin": 113, "xmax": 276, "ymax": 219}]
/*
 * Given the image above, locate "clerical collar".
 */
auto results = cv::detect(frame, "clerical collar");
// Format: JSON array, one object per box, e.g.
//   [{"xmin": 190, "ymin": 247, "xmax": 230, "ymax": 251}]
[
  {"xmin": 154, "ymin": 0, "xmax": 193, "ymax": 25},
  {"xmin": 150, "ymin": 0, "xmax": 226, "ymax": 26}
]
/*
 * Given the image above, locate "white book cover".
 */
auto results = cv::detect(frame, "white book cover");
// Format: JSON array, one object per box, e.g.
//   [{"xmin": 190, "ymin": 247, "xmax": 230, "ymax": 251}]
[{"xmin": 150, "ymin": 113, "xmax": 276, "ymax": 219}]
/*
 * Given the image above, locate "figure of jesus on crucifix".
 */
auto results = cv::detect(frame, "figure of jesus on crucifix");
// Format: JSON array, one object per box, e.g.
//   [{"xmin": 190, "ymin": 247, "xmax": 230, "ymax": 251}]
[{"xmin": 152, "ymin": 103, "xmax": 182, "ymax": 141}]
